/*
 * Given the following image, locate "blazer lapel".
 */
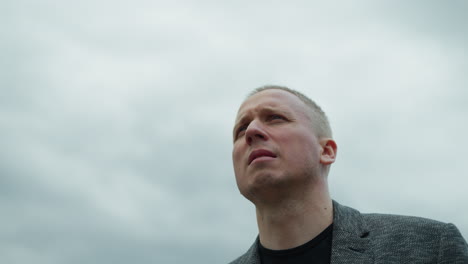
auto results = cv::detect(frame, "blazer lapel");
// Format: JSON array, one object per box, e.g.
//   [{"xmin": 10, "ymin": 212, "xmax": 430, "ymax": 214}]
[
  {"xmin": 330, "ymin": 201, "xmax": 374, "ymax": 264},
  {"xmin": 240, "ymin": 237, "xmax": 261, "ymax": 264}
]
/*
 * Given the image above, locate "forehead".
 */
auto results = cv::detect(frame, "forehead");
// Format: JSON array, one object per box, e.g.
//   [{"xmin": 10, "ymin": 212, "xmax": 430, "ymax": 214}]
[{"xmin": 236, "ymin": 89, "xmax": 309, "ymax": 121}]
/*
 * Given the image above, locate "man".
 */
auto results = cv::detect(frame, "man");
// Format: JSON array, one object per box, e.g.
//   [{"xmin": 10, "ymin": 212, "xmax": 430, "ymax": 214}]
[{"xmin": 229, "ymin": 85, "xmax": 468, "ymax": 264}]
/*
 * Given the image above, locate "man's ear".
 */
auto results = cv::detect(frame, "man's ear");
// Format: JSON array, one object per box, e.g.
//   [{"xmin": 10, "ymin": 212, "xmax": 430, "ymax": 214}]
[{"xmin": 320, "ymin": 138, "xmax": 337, "ymax": 165}]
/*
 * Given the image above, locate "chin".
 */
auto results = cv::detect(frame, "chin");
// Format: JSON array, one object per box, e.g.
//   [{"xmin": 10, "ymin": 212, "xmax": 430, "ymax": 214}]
[{"xmin": 241, "ymin": 172, "xmax": 290, "ymax": 203}]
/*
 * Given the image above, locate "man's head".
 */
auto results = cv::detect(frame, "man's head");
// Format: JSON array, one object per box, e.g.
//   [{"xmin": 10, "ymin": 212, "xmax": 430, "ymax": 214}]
[{"xmin": 232, "ymin": 86, "xmax": 337, "ymax": 204}]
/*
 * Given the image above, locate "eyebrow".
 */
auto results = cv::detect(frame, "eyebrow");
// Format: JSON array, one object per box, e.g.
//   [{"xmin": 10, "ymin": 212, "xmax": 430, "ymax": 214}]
[{"xmin": 232, "ymin": 106, "xmax": 289, "ymax": 139}]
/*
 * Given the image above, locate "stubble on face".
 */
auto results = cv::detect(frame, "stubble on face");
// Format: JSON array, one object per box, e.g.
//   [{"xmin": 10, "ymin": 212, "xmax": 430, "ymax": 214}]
[{"xmin": 232, "ymin": 89, "xmax": 323, "ymax": 205}]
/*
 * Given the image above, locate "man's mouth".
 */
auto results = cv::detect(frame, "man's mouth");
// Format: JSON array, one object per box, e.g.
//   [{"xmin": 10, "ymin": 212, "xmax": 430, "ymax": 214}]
[{"xmin": 248, "ymin": 149, "xmax": 277, "ymax": 165}]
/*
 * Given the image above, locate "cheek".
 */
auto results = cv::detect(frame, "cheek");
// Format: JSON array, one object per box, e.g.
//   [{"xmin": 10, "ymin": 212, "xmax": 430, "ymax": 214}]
[
  {"xmin": 287, "ymin": 134, "xmax": 320, "ymax": 161},
  {"xmin": 232, "ymin": 148, "xmax": 245, "ymax": 188},
  {"xmin": 232, "ymin": 145, "xmax": 243, "ymax": 171}
]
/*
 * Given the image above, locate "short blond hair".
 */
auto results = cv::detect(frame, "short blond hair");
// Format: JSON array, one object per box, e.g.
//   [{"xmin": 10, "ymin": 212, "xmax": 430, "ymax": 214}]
[{"xmin": 248, "ymin": 85, "xmax": 332, "ymax": 138}]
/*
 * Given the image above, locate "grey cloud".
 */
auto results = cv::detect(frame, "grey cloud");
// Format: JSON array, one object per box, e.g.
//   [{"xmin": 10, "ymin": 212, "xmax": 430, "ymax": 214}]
[{"xmin": 2, "ymin": 1, "xmax": 467, "ymax": 263}]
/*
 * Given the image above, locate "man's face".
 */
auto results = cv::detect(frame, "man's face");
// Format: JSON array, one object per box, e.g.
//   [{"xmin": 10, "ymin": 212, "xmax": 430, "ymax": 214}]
[{"xmin": 232, "ymin": 89, "xmax": 325, "ymax": 202}]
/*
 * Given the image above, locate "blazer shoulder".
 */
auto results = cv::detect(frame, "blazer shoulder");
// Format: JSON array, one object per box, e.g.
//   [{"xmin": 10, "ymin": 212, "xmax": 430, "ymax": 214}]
[
  {"xmin": 362, "ymin": 213, "xmax": 468, "ymax": 262},
  {"xmin": 364, "ymin": 212, "xmax": 446, "ymax": 227},
  {"xmin": 363, "ymin": 212, "xmax": 450, "ymax": 238},
  {"xmin": 331, "ymin": 202, "xmax": 467, "ymax": 263}
]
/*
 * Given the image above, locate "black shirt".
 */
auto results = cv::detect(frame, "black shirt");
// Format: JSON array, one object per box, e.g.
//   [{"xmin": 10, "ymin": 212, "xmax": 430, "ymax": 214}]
[{"xmin": 258, "ymin": 223, "xmax": 333, "ymax": 264}]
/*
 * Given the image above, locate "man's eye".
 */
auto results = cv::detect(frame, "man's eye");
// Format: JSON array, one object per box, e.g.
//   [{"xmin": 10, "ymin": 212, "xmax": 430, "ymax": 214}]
[
  {"xmin": 268, "ymin": 114, "xmax": 285, "ymax": 121},
  {"xmin": 236, "ymin": 125, "xmax": 247, "ymax": 137}
]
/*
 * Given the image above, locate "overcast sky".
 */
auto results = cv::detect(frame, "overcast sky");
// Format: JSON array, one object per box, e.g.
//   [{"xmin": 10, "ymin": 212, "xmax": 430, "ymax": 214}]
[{"xmin": 1, "ymin": 0, "xmax": 467, "ymax": 263}]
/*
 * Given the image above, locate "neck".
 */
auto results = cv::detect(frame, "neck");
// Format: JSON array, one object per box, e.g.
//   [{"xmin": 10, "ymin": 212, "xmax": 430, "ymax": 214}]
[{"xmin": 255, "ymin": 184, "xmax": 333, "ymax": 250}]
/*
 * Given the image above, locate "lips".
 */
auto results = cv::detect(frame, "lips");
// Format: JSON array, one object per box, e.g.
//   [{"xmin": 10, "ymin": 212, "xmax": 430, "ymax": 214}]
[{"xmin": 248, "ymin": 149, "xmax": 277, "ymax": 165}]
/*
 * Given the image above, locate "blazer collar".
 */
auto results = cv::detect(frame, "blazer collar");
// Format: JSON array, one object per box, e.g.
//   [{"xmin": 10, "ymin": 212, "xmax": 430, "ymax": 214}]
[
  {"xmin": 330, "ymin": 200, "xmax": 374, "ymax": 264},
  {"xmin": 238, "ymin": 237, "xmax": 261, "ymax": 264},
  {"xmin": 238, "ymin": 201, "xmax": 373, "ymax": 264}
]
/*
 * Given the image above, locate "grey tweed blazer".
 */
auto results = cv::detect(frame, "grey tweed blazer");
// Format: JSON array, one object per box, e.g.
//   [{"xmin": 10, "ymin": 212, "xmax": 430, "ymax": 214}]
[{"xmin": 229, "ymin": 201, "xmax": 468, "ymax": 264}]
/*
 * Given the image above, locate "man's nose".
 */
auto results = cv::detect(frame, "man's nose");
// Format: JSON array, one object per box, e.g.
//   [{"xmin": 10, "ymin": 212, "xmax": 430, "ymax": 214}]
[{"xmin": 245, "ymin": 120, "xmax": 268, "ymax": 145}]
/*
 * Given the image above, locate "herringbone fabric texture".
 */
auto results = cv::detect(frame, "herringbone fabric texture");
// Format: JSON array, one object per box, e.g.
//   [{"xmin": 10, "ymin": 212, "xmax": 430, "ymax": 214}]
[{"xmin": 229, "ymin": 201, "xmax": 468, "ymax": 264}]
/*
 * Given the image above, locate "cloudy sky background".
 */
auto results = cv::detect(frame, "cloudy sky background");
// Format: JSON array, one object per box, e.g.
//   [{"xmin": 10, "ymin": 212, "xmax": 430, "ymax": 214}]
[{"xmin": 2, "ymin": 0, "xmax": 467, "ymax": 263}]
